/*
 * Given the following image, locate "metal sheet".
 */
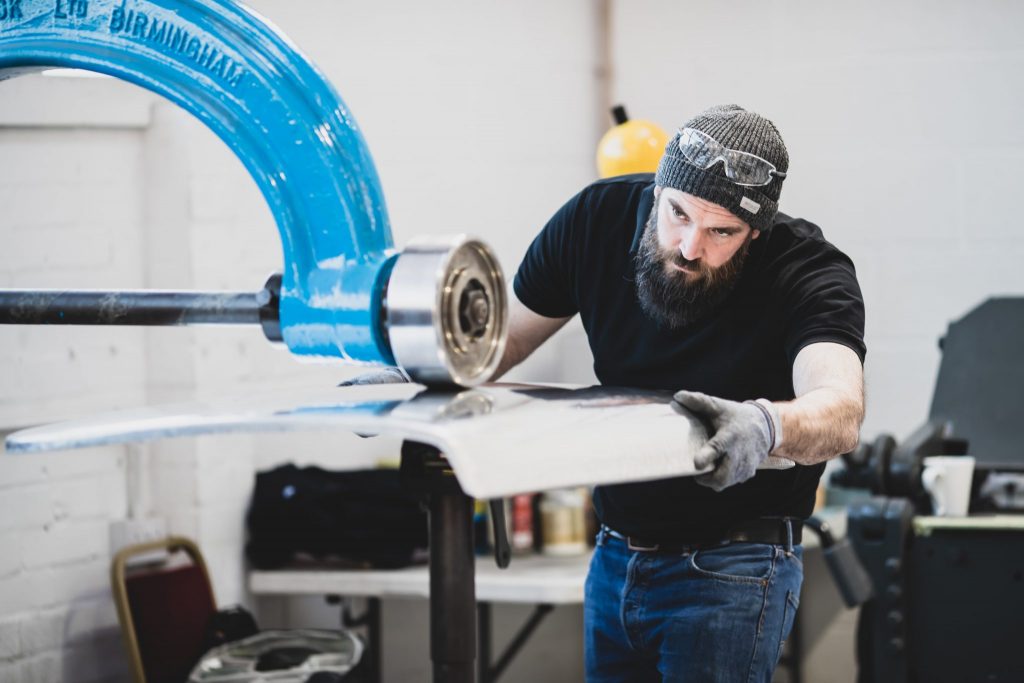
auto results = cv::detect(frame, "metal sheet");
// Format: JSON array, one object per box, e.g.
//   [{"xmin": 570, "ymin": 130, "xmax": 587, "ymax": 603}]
[{"xmin": 5, "ymin": 383, "xmax": 793, "ymax": 498}]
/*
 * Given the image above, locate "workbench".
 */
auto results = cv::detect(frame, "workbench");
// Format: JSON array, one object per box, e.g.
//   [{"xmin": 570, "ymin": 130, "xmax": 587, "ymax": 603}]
[{"xmin": 250, "ymin": 553, "xmax": 592, "ymax": 683}]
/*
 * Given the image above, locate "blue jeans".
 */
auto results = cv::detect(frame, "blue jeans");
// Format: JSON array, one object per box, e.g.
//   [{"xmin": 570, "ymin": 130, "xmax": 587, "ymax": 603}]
[{"xmin": 584, "ymin": 527, "xmax": 803, "ymax": 682}]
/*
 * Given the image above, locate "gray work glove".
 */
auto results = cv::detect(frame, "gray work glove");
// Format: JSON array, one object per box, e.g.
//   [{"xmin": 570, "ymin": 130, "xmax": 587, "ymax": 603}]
[
  {"xmin": 672, "ymin": 391, "xmax": 780, "ymax": 492},
  {"xmin": 338, "ymin": 366, "xmax": 411, "ymax": 387}
]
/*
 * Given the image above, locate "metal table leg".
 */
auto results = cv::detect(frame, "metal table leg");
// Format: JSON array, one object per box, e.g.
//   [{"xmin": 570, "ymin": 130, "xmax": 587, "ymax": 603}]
[
  {"xmin": 341, "ymin": 596, "xmax": 382, "ymax": 682},
  {"xmin": 403, "ymin": 440, "xmax": 478, "ymax": 683},
  {"xmin": 478, "ymin": 603, "xmax": 492, "ymax": 683},
  {"xmin": 429, "ymin": 487, "xmax": 477, "ymax": 682},
  {"xmin": 477, "ymin": 602, "xmax": 555, "ymax": 683}
]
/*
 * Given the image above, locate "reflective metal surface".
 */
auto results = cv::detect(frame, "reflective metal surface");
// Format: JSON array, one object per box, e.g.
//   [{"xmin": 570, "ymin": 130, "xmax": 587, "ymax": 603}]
[
  {"xmin": 190, "ymin": 629, "xmax": 363, "ymax": 682},
  {"xmin": 386, "ymin": 236, "xmax": 508, "ymax": 386},
  {"xmin": 5, "ymin": 384, "xmax": 792, "ymax": 499},
  {"xmin": 0, "ymin": 288, "xmax": 263, "ymax": 325}
]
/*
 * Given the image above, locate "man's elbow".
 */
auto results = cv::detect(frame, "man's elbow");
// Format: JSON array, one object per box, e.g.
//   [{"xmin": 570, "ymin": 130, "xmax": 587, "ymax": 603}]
[
  {"xmin": 837, "ymin": 397, "xmax": 865, "ymax": 455},
  {"xmin": 836, "ymin": 424, "xmax": 861, "ymax": 456}
]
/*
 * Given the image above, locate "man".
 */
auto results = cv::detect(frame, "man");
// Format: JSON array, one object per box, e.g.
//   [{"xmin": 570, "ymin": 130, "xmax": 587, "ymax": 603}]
[{"xmin": 497, "ymin": 104, "xmax": 865, "ymax": 681}]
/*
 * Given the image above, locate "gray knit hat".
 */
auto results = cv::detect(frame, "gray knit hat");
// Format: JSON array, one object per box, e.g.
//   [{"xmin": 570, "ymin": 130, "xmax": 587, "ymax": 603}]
[{"xmin": 655, "ymin": 104, "xmax": 788, "ymax": 233}]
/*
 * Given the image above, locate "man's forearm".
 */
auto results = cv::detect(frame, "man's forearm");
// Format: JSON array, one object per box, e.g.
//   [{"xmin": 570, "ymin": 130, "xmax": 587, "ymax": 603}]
[
  {"xmin": 491, "ymin": 336, "xmax": 529, "ymax": 381},
  {"xmin": 490, "ymin": 297, "xmax": 572, "ymax": 382},
  {"xmin": 772, "ymin": 387, "xmax": 863, "ymax": 465}
]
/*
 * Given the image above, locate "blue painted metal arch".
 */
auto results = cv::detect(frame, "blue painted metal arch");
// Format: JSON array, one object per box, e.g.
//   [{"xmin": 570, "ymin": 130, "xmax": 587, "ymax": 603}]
[{"xmin": 0, "ymin": 0, "xmax": 397, "ymax": 364}]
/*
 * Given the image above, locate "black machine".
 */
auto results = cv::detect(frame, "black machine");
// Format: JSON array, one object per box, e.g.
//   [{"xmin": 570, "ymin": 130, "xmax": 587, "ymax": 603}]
[{"xmin": 831, "ymin": 298, "xmax": 1024, "ymax": 683}]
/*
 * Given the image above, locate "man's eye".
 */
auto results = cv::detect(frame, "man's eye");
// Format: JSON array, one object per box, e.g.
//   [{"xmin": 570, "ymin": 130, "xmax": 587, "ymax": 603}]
[
  {"xmin": 672, "ymin": 207, "xmax": 688, "ymax": 220},
  {"xmin": 713, "ymin": 229, "xmax": 733, "ymax": 237}
]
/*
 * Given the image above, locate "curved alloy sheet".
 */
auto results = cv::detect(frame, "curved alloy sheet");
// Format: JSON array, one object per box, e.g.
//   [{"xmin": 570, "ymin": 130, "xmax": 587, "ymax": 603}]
[
  {"xmin": 0, "ymin": 0, "xmax": 396, "ymax": 363},
  {"xmin": 5, "ymin": 383, "xmax": 794, "ymax": 499}
]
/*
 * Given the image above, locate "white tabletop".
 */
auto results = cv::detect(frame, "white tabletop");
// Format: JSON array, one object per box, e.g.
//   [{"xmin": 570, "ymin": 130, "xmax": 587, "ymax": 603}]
[
  {"xmin": 913, "ymin": 514, "xmax": 1024, "ymax": 534},
  {"xmin": 249, "ymin": 552, "xmax": 591, "ymax": 605},
  {"xmin": 248, "ymin": 509, "xmax": 847, "ymax": 605}
]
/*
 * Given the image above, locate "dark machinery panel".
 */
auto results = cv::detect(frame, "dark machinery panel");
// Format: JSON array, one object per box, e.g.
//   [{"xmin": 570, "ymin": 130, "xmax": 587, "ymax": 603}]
[
  {"xmin": 908, "ymin": 527, "xmax": 1024, "ymax": 683},
  {"xmin": 833, "ymin": 298, "xmax": 1024, "ymax": 683},
  {"xmin": 930, "ymin": 298, "xmax": 1024, "ymax": 470}
]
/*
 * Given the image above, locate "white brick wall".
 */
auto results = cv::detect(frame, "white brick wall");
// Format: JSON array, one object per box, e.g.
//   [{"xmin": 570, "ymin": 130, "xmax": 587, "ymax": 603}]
[
  {"xmin": 0, "ymin": 74, "xmax": 147, "ymax": 682},
  {"xmin": 1, "ymin": 2, "xmax": 597, "ymax": 680},
  {"xmin": 0, "ymin": 447, "xmax": 128, "ymax": 682}
]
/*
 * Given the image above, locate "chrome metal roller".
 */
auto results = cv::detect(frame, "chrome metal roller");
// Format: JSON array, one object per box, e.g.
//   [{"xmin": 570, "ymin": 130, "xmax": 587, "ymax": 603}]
[{"xmin": 386, "ymin": 236, "xmax": 508, "ymax": 387}]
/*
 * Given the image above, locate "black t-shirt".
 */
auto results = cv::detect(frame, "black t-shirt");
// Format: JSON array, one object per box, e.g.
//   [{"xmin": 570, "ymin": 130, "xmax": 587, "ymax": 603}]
[{"xmin": 513, "ymin": 174, "xmax": 866, "ymax": 540}]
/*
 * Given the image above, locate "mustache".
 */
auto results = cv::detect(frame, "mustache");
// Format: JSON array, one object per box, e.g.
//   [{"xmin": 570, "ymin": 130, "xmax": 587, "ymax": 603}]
[{"xmin": 671, "ymin": 252, "xmax": 701, "ymax": 270}]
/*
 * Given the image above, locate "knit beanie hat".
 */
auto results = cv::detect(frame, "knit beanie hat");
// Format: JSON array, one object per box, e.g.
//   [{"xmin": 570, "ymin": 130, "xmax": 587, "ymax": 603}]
[{"xmin": 655, "ymin": 104, "xmax": 788, "ymax": 233}]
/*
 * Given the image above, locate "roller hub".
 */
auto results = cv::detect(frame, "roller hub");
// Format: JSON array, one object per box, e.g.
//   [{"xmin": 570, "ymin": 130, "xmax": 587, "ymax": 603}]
[{"xmin": 386, "ymin": 236, "xmax": 508, "ymax": 387}]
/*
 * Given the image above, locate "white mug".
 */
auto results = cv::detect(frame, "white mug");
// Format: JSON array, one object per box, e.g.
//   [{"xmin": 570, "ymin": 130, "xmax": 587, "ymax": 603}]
[{"xmin": 921, "ymin": 456, "xmax": 975, "ymax": 517}]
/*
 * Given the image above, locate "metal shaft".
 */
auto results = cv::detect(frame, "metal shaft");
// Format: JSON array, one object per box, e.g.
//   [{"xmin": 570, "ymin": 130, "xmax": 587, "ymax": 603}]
[
  {"xmin": 429, "ymin": 489, "xmax": 477, "ymax": 683},
  {"xmin": 0, "ymin": 289, "xmax": 260, "ymax": 326},
  {"xmin": 0, "ymin": 275, "xmax": 283, "ymax": 341}
]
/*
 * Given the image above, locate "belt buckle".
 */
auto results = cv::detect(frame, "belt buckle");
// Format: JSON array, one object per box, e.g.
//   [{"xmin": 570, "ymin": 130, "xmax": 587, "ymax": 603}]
[{"xmin": 626, "ymin": 537, "xmax": 659, "ymax": 552}]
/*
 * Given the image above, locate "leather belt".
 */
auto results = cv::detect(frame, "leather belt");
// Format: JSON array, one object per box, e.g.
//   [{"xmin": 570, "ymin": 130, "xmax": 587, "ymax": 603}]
[{"xmin": 604, "ymin": 517, "xmax": 802, "ymax": 553}]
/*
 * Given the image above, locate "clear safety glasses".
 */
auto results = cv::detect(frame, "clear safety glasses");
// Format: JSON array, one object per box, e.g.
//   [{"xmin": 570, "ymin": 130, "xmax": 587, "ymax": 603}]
[{"xmin": 677, "ymin": 127, "xmax": 786, "ymax": 187}]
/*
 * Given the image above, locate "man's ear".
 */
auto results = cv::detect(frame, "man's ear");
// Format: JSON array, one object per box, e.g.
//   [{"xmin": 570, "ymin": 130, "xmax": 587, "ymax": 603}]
[
  {"xmin": 751, "ymin": 229, "xmax": 761, "ymax": 240},
  {"xmin": 654, "ymin": 185, "xmax": 662, "ymax": 199}
]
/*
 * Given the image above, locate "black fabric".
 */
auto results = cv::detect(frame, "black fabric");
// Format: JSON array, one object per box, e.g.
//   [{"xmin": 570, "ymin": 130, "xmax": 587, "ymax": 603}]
[
  {"xmin": 200, "ymin": 605, "xmax": 260, "ymax": 653},
  {"xmin": 513, "ymin": 173, "xmax": 866, "ymax": 540},
  {"xmin": 255, "ymin": 646, "xmax": 320, "ymax": 671},
  {"xmin": 246, "ymin": 465, "xmax": 428, "ymax": 569}
]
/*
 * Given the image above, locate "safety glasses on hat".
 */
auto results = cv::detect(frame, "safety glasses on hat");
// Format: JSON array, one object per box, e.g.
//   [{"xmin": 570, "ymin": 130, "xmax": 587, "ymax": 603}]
[{"xmin": 677, "ymin": 127, "xmax": 786, "ymax": 187}]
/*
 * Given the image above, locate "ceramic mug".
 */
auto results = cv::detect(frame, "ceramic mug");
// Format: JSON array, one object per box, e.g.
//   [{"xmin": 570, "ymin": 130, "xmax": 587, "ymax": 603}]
[{"xmin": 921, "ymin": 455, "xmax": 975, "ymax": 517}]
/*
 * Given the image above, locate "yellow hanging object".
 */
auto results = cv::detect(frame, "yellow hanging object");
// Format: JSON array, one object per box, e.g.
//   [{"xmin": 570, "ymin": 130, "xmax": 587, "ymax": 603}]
[{"xmin": 596, "ymin": 108, "xmax": 669, "ymax": 178}]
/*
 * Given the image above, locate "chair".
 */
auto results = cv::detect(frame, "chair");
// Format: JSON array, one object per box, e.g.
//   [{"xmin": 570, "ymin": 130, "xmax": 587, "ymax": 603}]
[
  {"xmin": 111, "ymin": 536, "xmax": 220, "ymax": 683},
  {"xmin": 112, "ymin": 536, "xmax": 364, "ymax": 683}
]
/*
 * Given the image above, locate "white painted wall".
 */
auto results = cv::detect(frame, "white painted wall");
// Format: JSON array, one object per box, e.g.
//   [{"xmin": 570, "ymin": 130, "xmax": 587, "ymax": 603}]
[
  {"xmin": 2, "ymin": 1, "xmax": 1023, "ymax": 681},
  {"xmin": 610, "ymin": 0, "xmax": 1024, "ymax": 441}
]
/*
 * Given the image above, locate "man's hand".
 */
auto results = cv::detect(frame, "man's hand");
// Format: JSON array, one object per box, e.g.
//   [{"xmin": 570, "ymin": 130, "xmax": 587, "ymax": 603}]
[
  {"xmin": 338, "ymin": 366, "xmax": 410, "ymax": 386},
  {"xmin": 672, "ymin": 391, "xmax": 778, "ymax": 492}
]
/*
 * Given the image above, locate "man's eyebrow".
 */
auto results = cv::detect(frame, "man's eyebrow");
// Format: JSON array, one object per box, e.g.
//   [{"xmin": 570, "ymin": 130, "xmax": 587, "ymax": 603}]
[
  {"xmin": 670, "ymin": 198, "xmax": 744, "ymax": 232},
  {"xmin": 667, "ymin": 199, "xmax": 688, "ymax": 217}
]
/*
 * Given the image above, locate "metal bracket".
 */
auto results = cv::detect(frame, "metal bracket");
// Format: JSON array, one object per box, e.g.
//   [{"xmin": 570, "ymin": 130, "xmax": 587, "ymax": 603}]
[
  {"xmin": 488, "ymin": 499, "xmax": 511, "ymax": 569},
  {"xmin": 477, "ymin": 602, "xmax": 555, "ymax": 683}
]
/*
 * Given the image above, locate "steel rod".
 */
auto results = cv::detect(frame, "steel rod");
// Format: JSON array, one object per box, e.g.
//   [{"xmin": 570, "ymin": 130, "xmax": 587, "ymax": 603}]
[{"xmin": 0, "ymin": 289, "xmax": 264, "ymax": 326}]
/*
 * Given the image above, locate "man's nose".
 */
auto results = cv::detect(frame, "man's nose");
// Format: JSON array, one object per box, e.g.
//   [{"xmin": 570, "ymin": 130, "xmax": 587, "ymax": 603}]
[{"xmin": 679, "ymin": 228, "xmax": 703, "ymax": 261}]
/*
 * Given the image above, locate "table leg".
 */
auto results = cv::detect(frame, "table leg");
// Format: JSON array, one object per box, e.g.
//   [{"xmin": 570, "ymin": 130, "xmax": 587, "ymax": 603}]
[
  {"xmin": 476, "ymin": 601, "xmax": 556, "ymax": 683},
  {"xmin": 429, "ymin": 486, "xmax": 477, "ymax": 683},
  {"xmin": 341, "ymin": 596, "xmax": 383, "ymax": 683},
  {"xmin": 477, "ymin": 602, "xmax": 492, "ymax": 683},
  {"xmin": 367, "ymin": 597, "xmax": 382, "ymax": 682}
]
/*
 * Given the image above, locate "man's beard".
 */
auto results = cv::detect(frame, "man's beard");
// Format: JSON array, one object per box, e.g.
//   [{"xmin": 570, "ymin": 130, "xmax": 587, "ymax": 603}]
[{"xmin": 633, "ymin": 206, "xmax": 752, "ymax": 330}]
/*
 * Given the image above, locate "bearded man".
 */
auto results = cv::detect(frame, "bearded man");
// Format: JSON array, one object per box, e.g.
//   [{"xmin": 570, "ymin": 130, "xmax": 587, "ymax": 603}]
[{"xmin": 498, "ymin": 104, "xmax": 866, "ymax": 682}]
